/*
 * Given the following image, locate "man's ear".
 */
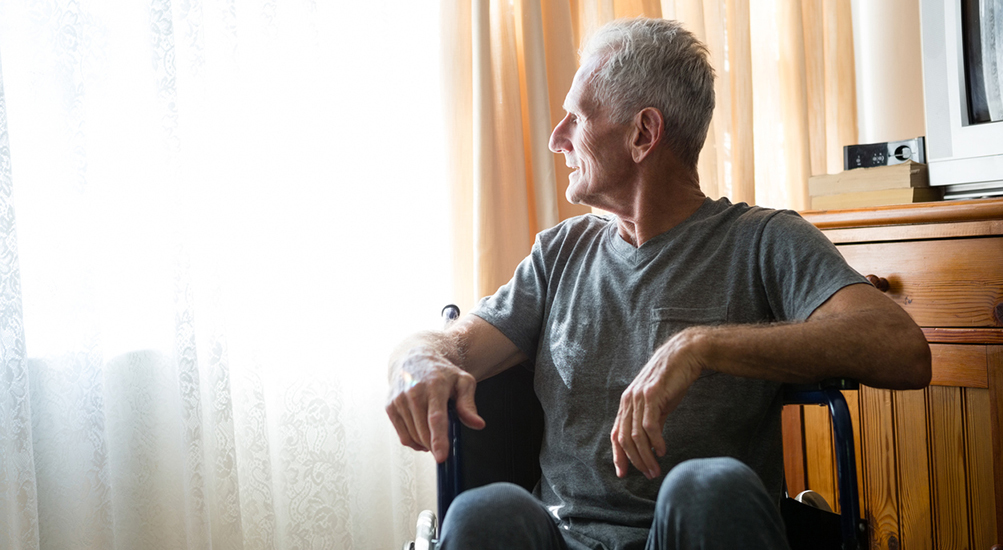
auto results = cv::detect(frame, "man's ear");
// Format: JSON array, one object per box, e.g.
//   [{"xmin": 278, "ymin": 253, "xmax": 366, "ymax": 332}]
[{"xmin": 630, "ymin": 107, "xmax": 664, "ymax": 163}]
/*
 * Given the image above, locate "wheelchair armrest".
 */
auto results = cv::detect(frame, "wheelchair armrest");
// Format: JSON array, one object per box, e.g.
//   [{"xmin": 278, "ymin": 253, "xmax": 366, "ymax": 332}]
[
  {"xmin": 783, "ymin": 378, "xmax": 859, "ymax": 402},
  {"xmin": 437, "ymin": 401, "xmax": 463, "ymax": 523}
]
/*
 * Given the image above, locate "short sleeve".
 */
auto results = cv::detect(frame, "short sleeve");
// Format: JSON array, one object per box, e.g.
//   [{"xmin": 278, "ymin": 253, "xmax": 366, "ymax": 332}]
[
  {"xmin": 471, "ymin": 235, "xmax": 549, "ymax": 360},
  {"xmin": 758, "ymin": 211, "xmax": 868, "ymax": 321}
]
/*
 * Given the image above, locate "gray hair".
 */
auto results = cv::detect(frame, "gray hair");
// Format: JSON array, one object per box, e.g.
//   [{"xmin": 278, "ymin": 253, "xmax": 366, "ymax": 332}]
[{"xmin": 580, "ymin": 18, "xmax": 715, "ymax": 168}]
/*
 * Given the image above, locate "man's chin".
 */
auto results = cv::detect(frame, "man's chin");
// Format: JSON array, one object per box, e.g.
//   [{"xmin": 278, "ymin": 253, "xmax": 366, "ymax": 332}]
[
  {"xmin": 565, "ymin": 189, "xmax": 584, "ymax": 205},
  {"xmin": 566, "ymin": 189, "xmax": 607, "ymax": 212},
  {"xmin": 565, "ymin": 181, "xmax": 585, "ymax": 205}
]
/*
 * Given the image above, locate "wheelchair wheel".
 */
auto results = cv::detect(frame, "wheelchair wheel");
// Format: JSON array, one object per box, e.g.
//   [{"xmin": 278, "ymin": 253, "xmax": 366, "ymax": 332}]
[{"xmin": 414, "ymin": 509, "xmax": 437, "ymax": 550}]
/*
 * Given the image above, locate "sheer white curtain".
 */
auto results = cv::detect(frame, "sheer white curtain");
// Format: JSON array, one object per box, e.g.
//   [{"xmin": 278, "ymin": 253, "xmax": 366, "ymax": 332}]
[{"xmin": 0, "ymin": 1, "xmax": 445, "ymax": 548}]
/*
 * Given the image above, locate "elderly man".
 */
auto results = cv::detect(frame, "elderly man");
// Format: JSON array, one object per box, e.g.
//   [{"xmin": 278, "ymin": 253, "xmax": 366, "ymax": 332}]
[{"xmin": 386, "ymin": 17, "xmax": 930, "ymax": 550}]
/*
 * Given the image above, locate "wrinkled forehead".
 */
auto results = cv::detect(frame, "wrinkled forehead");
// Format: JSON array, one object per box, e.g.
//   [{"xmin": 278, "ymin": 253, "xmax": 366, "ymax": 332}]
[
  {"xmin": 572, "ymin": 55, "xmax": 606, "ymax": 90},
  {"xmin": 566, "ymin": 54, "xmax": 607, "ymax": 109}
]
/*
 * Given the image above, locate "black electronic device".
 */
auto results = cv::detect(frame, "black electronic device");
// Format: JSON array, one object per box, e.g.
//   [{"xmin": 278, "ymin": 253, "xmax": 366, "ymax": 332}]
[{"xmin": 843, "ymin": 137, "xmax": 926, "ymax": 170}]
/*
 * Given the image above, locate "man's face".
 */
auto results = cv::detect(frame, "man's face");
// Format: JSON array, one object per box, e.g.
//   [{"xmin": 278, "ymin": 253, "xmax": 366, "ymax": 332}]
[{"xmin": 549, "ymin": 57, "xmax": 633, "ymax": 208}]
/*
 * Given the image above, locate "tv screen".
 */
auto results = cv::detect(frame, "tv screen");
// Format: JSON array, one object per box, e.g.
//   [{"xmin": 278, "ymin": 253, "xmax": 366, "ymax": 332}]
[{"xmin": 961, "ymin": 0, "xmax": 1003, "ymax": 124}]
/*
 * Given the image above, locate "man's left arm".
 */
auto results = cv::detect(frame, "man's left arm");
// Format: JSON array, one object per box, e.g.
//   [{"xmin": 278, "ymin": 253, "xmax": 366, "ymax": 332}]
[{"xmin": 611, "ymin": 282, "xmax": 931, "ymax": 479}]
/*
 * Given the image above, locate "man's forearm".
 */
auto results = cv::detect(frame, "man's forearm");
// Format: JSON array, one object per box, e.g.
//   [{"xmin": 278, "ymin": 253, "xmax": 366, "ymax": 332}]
[
  {"xmin": 385, "ymin": 314, "xmax": 524, "ymax": 461},
  {"xmin": 686, "ymin": 293, "xmax": 931, "ymax": 390},
  {"xmin": 387, "ymin": 330, "xmax": 462, "ymax": 381},
  {"xmin": 387, "ymin": 315, "xmax": 528, "ymax": 383}
]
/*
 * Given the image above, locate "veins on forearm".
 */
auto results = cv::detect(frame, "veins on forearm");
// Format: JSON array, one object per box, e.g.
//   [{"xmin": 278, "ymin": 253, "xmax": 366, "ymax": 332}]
[
  {"xmin": 388, "ymin": 329, "xmax": 466, "ymax": 381},
  {"xmin": 696, "ymin": 310, "xmax": 925, "ymax": 388}
]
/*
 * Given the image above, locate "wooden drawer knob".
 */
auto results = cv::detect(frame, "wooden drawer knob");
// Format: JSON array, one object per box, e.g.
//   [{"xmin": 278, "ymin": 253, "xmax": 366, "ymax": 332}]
[{"xmin": 865, "ymin": 274, "xmax": 890, "ymax": 292}]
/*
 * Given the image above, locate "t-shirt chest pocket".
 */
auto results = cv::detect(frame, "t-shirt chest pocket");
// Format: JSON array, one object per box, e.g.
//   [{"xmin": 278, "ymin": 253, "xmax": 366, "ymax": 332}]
[{"xmin": 650, "ymin": 306, "xmax": 728, "ymax": 376}]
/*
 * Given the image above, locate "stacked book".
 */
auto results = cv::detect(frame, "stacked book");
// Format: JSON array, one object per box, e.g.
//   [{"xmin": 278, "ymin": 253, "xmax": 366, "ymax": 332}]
[{"xmin": 808, "ymin": 161, "xmax": 943, "ymax": 210}]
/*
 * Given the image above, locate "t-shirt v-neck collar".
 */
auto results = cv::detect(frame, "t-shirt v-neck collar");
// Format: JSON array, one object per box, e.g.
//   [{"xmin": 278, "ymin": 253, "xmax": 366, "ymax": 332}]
[{"xmin": 605, "ymin": 197, "xmax": 717, "ymax": 264}]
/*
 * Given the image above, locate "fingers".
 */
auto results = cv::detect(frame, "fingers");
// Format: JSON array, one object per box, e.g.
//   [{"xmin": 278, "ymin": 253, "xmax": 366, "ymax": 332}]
[
  {"xmin": 387, "ymin": 402, "xmax": 427, "ymax": 452},
  {"xmin": 455, "ymin": 375, "xmax": 485, "ymax": 430},
  {"xmin": 641, "ymin": 393, "xmax": 667, "ymax": 459},
  {"xmin": 430, "ymin": 373, "xmax": 485, "ymax": 462},
  {"xmin": 612, "ymin": 391, "xmax": 661, "ymax": 480},
  {"xmin": 427, "ymin": 392, "xmax": 449, "ymax": 463},
  {"xmin": 407, "ymin": 391, "xmax": 433, "ymax": 454},
  {"xmin": 387, "ymin": 405, "xmax": 427, "ymax": 449},
  {"xmin": 386, "ymin": 357, "xmax": 474, "ymax": 462},
  {"xmin": 611, "ymin": 426, "xmax": 628, "ymax": 478},
  {"xmin": 611, "ymin": 336, "xmax": 706, "ymax": 479},
  {"xmin": 631, "ymin": 392, "xmax": 661, "ymax": 477}
]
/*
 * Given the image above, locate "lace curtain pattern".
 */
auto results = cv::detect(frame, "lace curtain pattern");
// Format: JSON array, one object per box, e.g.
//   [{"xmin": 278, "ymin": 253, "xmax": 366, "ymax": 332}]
[{"xmin": 0, "ymin": 1, "xmax": 444, "ymax": 548}]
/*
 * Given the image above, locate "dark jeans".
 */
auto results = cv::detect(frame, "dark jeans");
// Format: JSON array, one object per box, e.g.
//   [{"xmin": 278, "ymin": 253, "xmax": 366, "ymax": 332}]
[{"xmin": 437, "ymin": 457, "xmax": 791, "ymax": 550}]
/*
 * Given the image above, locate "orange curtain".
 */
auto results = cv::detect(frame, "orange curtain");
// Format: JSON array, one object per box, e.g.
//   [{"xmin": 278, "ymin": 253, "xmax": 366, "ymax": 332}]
[
  {"xmin": 443, "ymin": 0, "xmax": 857, "ymax": 309},
  {"xmin": 442, "ymin": 0, "xmax": 590, "ymax": 311}
]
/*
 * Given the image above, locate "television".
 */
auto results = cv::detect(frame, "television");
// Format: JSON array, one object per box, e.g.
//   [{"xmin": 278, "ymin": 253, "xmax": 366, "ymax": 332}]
[{"xmin": 919, "ymin": 0, "xmax": 1003, "ymax": 199}]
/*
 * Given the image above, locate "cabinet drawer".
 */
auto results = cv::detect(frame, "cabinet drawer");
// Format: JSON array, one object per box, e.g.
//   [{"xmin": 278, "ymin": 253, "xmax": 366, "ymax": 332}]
[{"xmin": 835, "ymin": 237, "xmax": 1003, "ymax": 328}]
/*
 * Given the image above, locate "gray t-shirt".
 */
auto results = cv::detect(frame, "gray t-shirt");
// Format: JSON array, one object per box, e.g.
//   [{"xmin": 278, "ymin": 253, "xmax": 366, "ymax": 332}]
[{"xmin": 471, "ymin": 197, "xmax": 866, "ymax": 549}]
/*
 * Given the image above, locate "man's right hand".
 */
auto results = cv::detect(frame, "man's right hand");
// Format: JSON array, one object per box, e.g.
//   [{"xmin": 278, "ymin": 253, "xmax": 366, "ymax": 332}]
[{"xmin": 385, "ymin": 347, "xmax": 485, "ymax": 463}]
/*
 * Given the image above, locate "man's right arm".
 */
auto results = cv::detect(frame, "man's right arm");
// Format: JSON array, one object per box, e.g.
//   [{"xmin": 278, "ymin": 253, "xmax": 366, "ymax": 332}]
[{"xmin": 385, "ymin": 314, "xmax": 528, "ymax": 463}]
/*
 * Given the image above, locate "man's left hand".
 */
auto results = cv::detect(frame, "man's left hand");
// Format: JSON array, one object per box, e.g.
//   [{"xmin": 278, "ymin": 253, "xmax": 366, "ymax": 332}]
[{"xmin": 611, "ymin": 328, "xmax": 705, "ymax": 479}]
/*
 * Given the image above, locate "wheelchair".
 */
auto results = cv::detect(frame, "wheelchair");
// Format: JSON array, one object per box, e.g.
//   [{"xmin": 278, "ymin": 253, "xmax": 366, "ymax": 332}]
[{"xmin": 403, "ymin": 305, "xmax": 867, "ymax": 550}]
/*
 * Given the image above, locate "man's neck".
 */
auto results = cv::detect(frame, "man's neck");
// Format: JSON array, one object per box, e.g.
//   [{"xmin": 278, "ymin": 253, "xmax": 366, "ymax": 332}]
[{"xmin": 611, "ymin": 169, "xmax": 707, "ymax": 248}]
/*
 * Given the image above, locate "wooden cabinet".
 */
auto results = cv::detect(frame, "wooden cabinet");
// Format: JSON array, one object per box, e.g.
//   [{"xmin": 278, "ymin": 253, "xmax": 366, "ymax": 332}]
[{"xmin": 788, "ymin": 198, "xmax": 1003, "ymax": 550}]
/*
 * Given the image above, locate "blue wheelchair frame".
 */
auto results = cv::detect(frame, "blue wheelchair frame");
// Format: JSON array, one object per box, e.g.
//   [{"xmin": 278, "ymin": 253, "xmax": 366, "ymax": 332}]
[{"xmin": 782, "ymin": 380, "xmax": 866, "ymax": 549}]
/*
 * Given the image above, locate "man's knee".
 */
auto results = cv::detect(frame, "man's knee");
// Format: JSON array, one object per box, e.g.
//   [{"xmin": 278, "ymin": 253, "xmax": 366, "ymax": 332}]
[
  {"xmin": 443, "ymin": 482, "xmax": 539, "ymax": 528},
  {"xmin": 649, "ymin": 457, "xmax": 789, "ymax": 550},
  {"xmin": 658, "ymin": 456, "xmax": 763, "ymax": 512},
  {"xmin": 439, "ymin": 482, "xmax": 564, "ymax": 550}
]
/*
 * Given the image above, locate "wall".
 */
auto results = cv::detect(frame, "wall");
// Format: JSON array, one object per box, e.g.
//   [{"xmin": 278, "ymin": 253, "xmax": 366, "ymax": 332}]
[{"xmin": 851, "ymin": 0, "xmax": 926, "ymax": 144}]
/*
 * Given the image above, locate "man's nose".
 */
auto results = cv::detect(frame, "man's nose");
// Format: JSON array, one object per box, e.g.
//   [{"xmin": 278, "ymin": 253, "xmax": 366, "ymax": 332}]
[{"xmin": 549, "ymin": 118, "xmax": 570, "ymax": 153}]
